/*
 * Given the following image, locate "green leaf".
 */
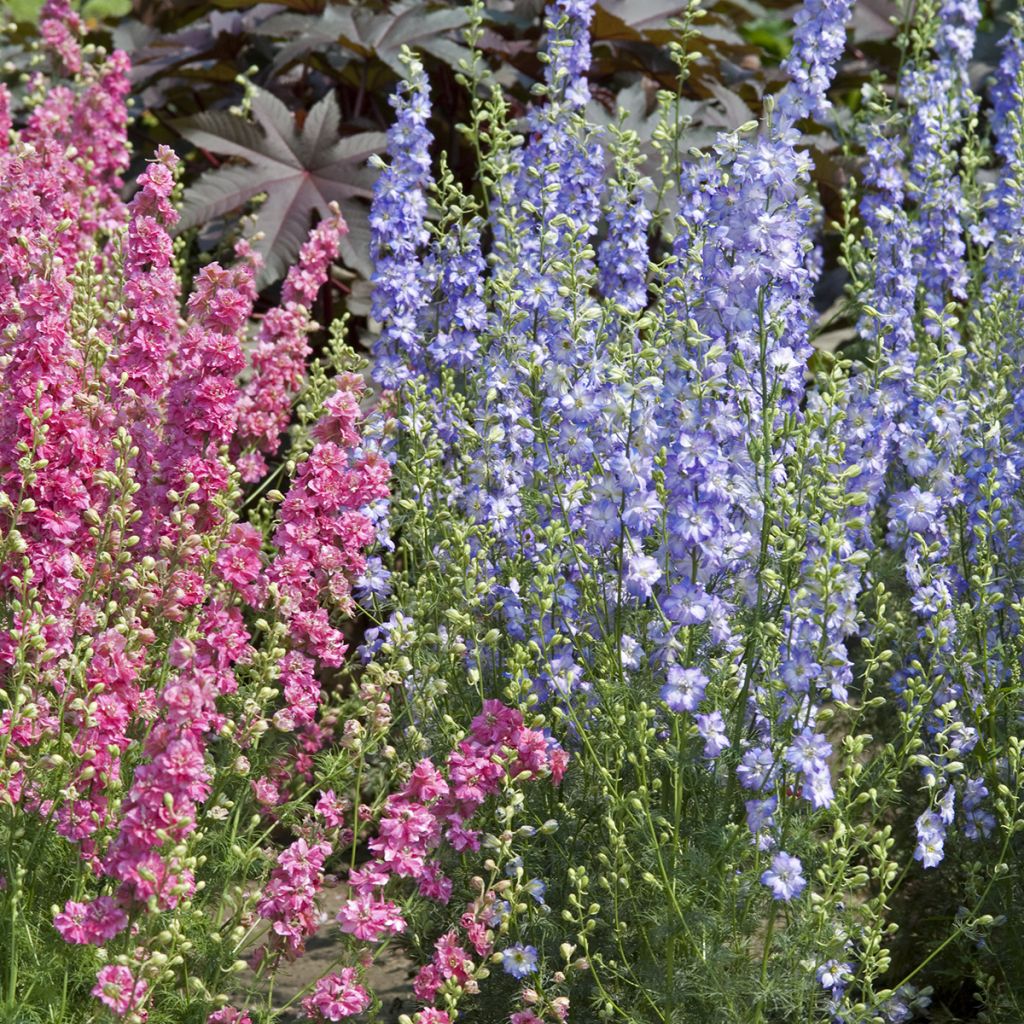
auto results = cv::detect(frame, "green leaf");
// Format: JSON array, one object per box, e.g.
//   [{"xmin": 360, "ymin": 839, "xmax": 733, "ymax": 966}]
[
  {"xmin": 82, "ymin": 0, "xmax": 132, "ymax": 19},
  {"xmin": 739, "ymin": 16, "xmax": 792, "ymax": 60},
  {"xmin": 7, "ymin": 0, "xmax": 43, "ymax": 24}
]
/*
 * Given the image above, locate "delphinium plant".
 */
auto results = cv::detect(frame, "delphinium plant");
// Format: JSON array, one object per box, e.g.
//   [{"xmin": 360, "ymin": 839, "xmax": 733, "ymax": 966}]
[
  {"xmin": 5, "ymin": 0, "xmax": 1024, "ymax": 1021},
  {"xmin": 1, "ymin": 7, "xmax": 574, "ymax": 1021},
  {"xmin": 360, "ymin": 0, "xmax": 1024, "ymax": 1022},
  {"xmin": 0, "ymin": 5, "xmax": 421, "ymax": 1022}
]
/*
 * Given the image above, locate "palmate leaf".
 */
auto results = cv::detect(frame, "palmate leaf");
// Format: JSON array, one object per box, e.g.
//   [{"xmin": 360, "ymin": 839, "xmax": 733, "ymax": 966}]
[
  {"xmin": 594, "ymin": 0, "xmax": 743, "ymax": 45},
  {"xmin": 353, "ymin": 1, "xmax": 472, "ymax": 76},
  {"xmin": 594, "ymin": 0, "xmax": 691, "ymax": 39},
  {"xmin": 256, "ymin": 6, "xmax": 360, "ymax": 73},
  {"xmin": 850, "ymin": 0, "xmax": 899, "ymax": 43},
  {"xmin": 177, "ymin": 88, "xmax": 386, "ymax": 284},
  {"xmin": 212, "ymin": 0, "xmax": 321, "ymax": 11},
  {"xmin": 258, "ymin": 1, "xmax": 472, "ymax": 77},
  {"xmin": 116, "ymin": 6, "xmax": 284, "ymax": 93}
]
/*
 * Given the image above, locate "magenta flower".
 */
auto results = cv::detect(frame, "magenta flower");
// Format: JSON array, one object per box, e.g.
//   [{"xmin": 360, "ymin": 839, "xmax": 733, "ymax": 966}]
[
  {"xmin": 257, "ymin": 838, "xmax": 332, "ymax": 958},
  {"xmin": 413, "ymin": 1012, "xmax": 452, "ymax": 1024},
  {"xmin": 207, "ymin": 1009, "xmax": 253, "ymax": 1024},
  {"xmin": 301, "ymin": 969, "xmax": 371, "ymax": 1021},
  {"xmin": 91, "ymin": 965, "xmax": 148, "ymax": 1017},
  {"xmin": 54, "ymin": 897, "xmax": 127, "ymax": 945},
  {"xmin": 336, "ymin": 894, "xmax": 407, "ymax": 942}
]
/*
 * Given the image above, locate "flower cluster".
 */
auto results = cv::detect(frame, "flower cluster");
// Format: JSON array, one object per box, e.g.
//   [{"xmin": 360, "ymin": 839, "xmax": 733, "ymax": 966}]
[
  {"xmin": 370, "ymin": 55, "xmax": 434, "ymax": 389},
  {"xmin": 339, "ymin": 700, "xmax": 566, "ymax": 952},
  {"xmin": 7, "ymin": 0, "xmax": 1024, "ymax": 1021},
  {"xmin": 0, "ymin": 12, "xmax": 386, "ymax": 1022},
  {"xmin": 250, "ymin": 697, "xmax": 567, "ymax": 1021},
  {"xmin": 234, "ymin": 207, "xmax": 349, "ymax": 481},
  {"xmin": 363, "ymin": 0, "xmax": 1024, "ymax": 1020},
  {"xmin": 301, "ymin": 968, "xmax": 371, "ymax": 1022}
]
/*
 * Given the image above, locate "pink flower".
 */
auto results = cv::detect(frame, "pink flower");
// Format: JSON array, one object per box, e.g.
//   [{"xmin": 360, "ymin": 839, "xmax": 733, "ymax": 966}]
[
  {"xmin": 315, "ymin": 790, "xmax": 349, "ymax": 829},
  {"xmin": 215, "ymin": 523, "xmax": 264, "ymax": 591},
  {"xmin": 91, "ymin": 965, "xmax": 148, "ymax": 1017},
  {"xmin": 311, "ymin": 384, "xmax": 363, "ymax": 447},
  {"xmin": 207, "ymin": 1009, "xmax": 253, "ymax": 1024},
  {"xmin": 167, "ymin": 638, "xmax": 196, "ymax": 669},
  {"xmin": 55, "ymin": 895, "xmax": 129, "ymax": 945},
  {"xmin": 336, "ymin": 894, "xmax": 407, "ymax": 941},
  {"xmin": 257, "ymin": 838, "xmax": 332, "ymax": 958},
  {"xmin": 346, "ymin": 862, "xmax": 391, "ymax": 895},
  {"xmin": 301, "ymin": 968, "xmax": 370, "ymax": 1021},
  {"xmin": 446, "ymin": 824, "xmax": 481, "ymax": 852},
  {"xmin": 39, "ymin": 1, "xmax": 84, "ymax": 74},
  {"xmin": 405, "ymin": 760, "xmax": 449, "ymax": 803},
  {"xmin": 412, "ymin": 963, "xmax": 442, "ymax": 1002},
  {"xmin": 0, "ymin": 45, "xmax": 383, "ymax": 1024},
  {"xmin": 265, "ymin": 380, "xmax": 389, "ymax": 667},
  {"xmin": 417, "ymin": 862, "xmax": 453, "ymax": 903},
  {"xmin": 87, "ymin": 897, "xmax": 129, "ymax": 941},
  {"xmin": 433, "ymin": 930, "xmax": 473, "ymax": 984},
  {"xmin": 550, "ymin": 747, "xmax": 569, "ymax": 784},
  {"xmin": 234, "ymin": 211, "xmax": 347, "ymax": 468},
  {"xmin": 53, "ymin": 901, "xmax": 89, "ymax": 944},
  {"xmin": 276, "ymin": 651, "xmax": 321, "ymax": 730},
  {"xmin": 414, "ymin": 1012, "xmax": 452, "ymax": 1024},
  {"xmin": 253, "ymin": 777, "xmax": 282, "ymax": 807},
  {"xmin": 469, "ymin": 700, "xmax": 523, "ymax": 745},
  {"xmin": 460, "ymin": 910, "xmax": 493, "ymax": 957}
]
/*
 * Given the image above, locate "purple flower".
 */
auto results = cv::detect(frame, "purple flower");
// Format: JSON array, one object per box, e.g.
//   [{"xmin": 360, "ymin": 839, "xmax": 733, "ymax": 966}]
[
  {"xmin": 760, "ymin": 851, "xmax": 807, "ymax": 901},
  {"xmin": 488, "ymin": 900, "xmax": 512, "ymax": 927},
  {"xmin": 784, "ymin": 728, "xmax": 832, "ymax": 774},
  {"xmin": 502, "ymin": 943, "xmax": 539, "ymax": 979},
  {"xmin": 938, "ymin": 785, "xmax": 956, "ymax": 825},
  {"xmin": 663, "ymin": 581, "xmax": 709, "ymax": 627},
  {"xmin": 898, "ymin": 434, "xmax": 937, "ymax": 478},
  {"xmin": 963, "ymin": 777, "xmax": 995, "ymax": 839},
  {"xmin": 737, "ymin": 746, "xmax": 775, "ymax": 791},
  {"xmin": 599, "ymin": 154, "xmax": 651, "ymax": 313},
  {"xmin": 913, "ymin": 810, "xmax": 946, "ymax": 868},
  {"xmin": 370, "ymin": 56, "xmax": 434, "ymax": 388},
  {"xmin": 524, "ymin": 879, "xmax": 547, "ymax": 905},
  {"xmin": 817, "ymin": 959, "xmax": 853, "ymax": 1000},
  {"xmin": 904, "ymin": 0, "xmax": 979, "ymax": 315},
  {"xmin": 745, "ymin": 796, "xmax": 778, "ymax": 849},
  {"xmin": 805, "ymin": 766, "xmax": 835, "ymax": 810},
  {"xmin": 427, "ymin": 219, "xmax": 487, "ymax": 373},
  {"xmin": 354, "ymin": 555, "xmax": 392, "ymax": 601},
  {"xmin": 696, "ymin": 710, "xmax": 730, "ymax": 758},
  {"xmin": 547, "ymin": 648, "xmax": 584, "ymax": 697},
  {"xmin": 619, "ymin": 634, "xmax": 641, "ymax": 670},
  {"xmin": 780, "ymin": 650, "xmax": 820, "ymax": 694},
  {"xmin": 625, "ymin": 550, "xmax": 662, "ymax": 599},
  {"xmin": 543, "ymin": 0, "xmax": 596, "ymax": 108},
  {"xmin": 660, "ymin": 666, "xmax": 708, "ymax": 714},
  {"xmin": 891, "ymin": 486, "xmax": 941, "ymax": 534},
  {"xmin": 778, "ymin": 0, "xmax": 855, "ymax": 122}
]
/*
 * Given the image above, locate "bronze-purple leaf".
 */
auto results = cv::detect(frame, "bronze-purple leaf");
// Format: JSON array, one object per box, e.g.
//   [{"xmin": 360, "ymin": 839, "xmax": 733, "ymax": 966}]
[{"xmin": 177, "ymin": 87, "xmax": 386, "ymax": 286}]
